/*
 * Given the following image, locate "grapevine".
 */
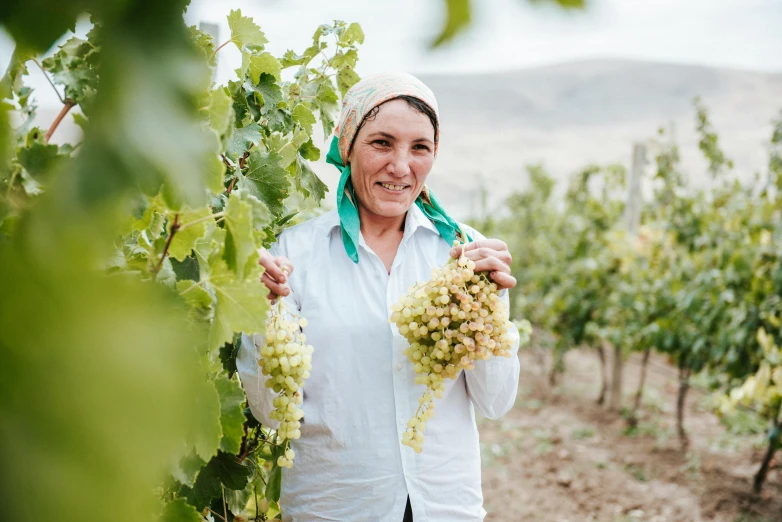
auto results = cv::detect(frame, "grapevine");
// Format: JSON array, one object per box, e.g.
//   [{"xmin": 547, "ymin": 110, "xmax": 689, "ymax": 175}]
[{"xmin": 390, "ymin": 241, "xmax": 531, "ymax": 452}]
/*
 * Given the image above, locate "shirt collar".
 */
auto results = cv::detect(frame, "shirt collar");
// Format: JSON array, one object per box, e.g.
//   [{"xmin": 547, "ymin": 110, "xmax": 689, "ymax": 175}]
[{"xmin": 324, "ymin": 204, "xmax": 439, "ymax": 238}]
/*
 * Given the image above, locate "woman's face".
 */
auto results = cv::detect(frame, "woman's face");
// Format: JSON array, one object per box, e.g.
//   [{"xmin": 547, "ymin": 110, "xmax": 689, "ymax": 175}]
[{"xmin": 348, "ymin": 98, "xmax": 436, "ymax": 221}]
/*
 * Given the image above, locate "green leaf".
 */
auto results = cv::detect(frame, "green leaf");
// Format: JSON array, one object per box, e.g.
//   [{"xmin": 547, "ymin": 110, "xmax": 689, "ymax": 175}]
[
  {"xmin": 265, "ymin": 444, "xmax": 284, "ymax": 502},
  {"xmin": 338, "ymin": 23, "xmax": 365, "ymax": 47},
  {"xmin": 193, "ymin": 380, "xmax": 223, "ymax": 462},
  {"xmin": 16, "ymin": 138, "xmax": 64, "ymax": 181},
  {"xmin": 245, "ymin": 52, "xmax": 282, "ymax": 83},
  {"xmin": 171, "ymin": 451, "xmax": 207, "ymax": 489},
  {"xmin": 253, "ymin": 74, "xmax": 284, "ymax": 115},
  {"xmin": 223, "ymin": 194, "xmax": 255, "ymax": 276},
  {"xmin": 331, "ymin": 48, "xmax": 358, "ymax": 70},
  {"xmin": 185, "ymin": 451, "xmax": 252, "ymax": 510},
  {"xmin": 227, "ymin": 9, "xmax": 269, "ymax": 50},
  {"xmin": 189, "ymin": 25, "xmax": 217, "ymax": 67},
  {"xmin": 292, "ymin": 104, "xmax": 316, "ymax": 135},
  {"xmin": 337, "ymin": 66, "xmax": 361, "ymax": 98},
  {"xmin": 40, "ymin": 37, "xmax": 98, "ymax": 105},
  {"xmin": 160, "ymin": 498, "xmax": 202, "ymax": 522},
  {"xmin": 299, "ymin": 139, "xmax": 320, "ymax": 162},
  {"xmin": 225, "ymin": 123, "xmax": 262, "ymax": 160},
  {"xmin": 209, "ymin": 87, "xmax": 234, "ymax": 137},
  {"xmin": 432, "ymin": 0, "xmax": 471, "ymax": 48},
  {"xmin": 169, "ymin": 208, "xmax": 214, "ymax": 262},
  {"xmin": 295, "ymin": 154, "xmax": 328, "ymax": 202},
  {"xmin": 278, "ymin": 130, "xmax": 309, "ymax": 168},
  {"xmin": 242, "ymin": 150, "xmax": 291, "ymax": 217},
  {"xmin": 215, "ymin": 376, "xmax": 246, "ymax": 454},
  {"xmin": 208, "ymin": 260, "xmax": 268, "ymax": 350}
]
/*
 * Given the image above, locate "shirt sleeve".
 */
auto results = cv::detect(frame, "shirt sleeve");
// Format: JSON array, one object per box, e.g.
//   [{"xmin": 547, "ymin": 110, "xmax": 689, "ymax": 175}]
[
  {"xmin": 235, "ymin": 239, "xmax": 297, "ymax": 428},
  {"xmin": 459, "ymin": 223, "xmax": 521, "ymax": 420}
]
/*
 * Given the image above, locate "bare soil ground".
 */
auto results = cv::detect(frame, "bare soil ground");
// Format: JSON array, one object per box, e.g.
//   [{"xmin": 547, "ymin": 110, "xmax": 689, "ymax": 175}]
[{"xmin": 478, "ymin": 348, "xmax": 782, "ymax": 522}]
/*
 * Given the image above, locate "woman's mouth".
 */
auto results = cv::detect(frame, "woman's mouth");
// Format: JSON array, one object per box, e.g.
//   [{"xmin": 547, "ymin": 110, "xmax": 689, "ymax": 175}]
[{"xmin": 378, "ymin": 182, "xmax": 409, "ymax": 192}]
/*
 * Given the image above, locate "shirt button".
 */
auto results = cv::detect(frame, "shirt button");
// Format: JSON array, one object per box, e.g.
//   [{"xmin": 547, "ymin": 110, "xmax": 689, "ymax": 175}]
[{"xmin": 396, "ymin": 364, "xmax": 402, "ymax": 371}]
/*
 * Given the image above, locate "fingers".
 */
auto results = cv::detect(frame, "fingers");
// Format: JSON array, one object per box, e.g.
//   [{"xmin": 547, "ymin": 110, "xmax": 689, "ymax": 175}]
[
  {"xmin": 453, "ymin": 238, "xmax": 507, "ymax": 255},
  {"xmin": 261, "ymin": 273, "xmax": 290, "ymax": 300},
  {"xmin": 257, "ymin": 249, "xmax": 294, "ymax": 299},
  {"xmin": 471, "ymin": 254, "xmax": 510, "ymax": 275},
  {"xmin": 489, "ymin": 270, "xmax": 517, "ymax": 290},
  {"xmin": 455, "ymin": 245, "xmax": 512, "ymax": 267}
]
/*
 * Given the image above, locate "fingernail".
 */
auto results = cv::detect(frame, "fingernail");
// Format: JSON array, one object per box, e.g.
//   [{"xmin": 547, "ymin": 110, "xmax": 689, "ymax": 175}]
[
  {"xmin": 280, "ymin": 275, "xmax": 286, "ymax": 283},
  {"xmin": 450, "ymin": 248, "xmax": 458, "ymax": 257}
]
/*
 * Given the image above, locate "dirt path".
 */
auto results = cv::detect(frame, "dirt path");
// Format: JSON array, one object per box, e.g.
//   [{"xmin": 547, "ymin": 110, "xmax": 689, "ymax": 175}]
[{"xmin": 478, "ymin": 348, "xmax": 782, "ymax": 522}]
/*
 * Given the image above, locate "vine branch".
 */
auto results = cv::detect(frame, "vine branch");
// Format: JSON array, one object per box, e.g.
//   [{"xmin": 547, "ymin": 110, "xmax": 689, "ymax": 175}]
[
  {"xmin": 45, "ymin": 101, "xmax": 75, "ymax": 143},
  {"xmin": 154, "ymin": 213, "xmax": 180, "ymax": 273},
  {"xmin": 176, "ymin": 211, "xmax": 225, "ymax": 233},
  {"xmin": 212, "ymin": 40, "xmax": 233, "ymax": 56}
]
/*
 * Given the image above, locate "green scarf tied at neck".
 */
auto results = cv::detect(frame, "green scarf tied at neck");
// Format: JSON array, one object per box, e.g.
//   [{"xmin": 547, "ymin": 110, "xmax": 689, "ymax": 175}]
[{"xmin": 326, "ymin": 136, "xmax": 470, "ymax": 264}]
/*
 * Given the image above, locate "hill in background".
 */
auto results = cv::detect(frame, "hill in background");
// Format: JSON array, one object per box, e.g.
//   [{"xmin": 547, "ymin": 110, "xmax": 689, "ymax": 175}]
[{"xmin": 39, "ymin": 58, "xmax": 782, "ymax": 220}]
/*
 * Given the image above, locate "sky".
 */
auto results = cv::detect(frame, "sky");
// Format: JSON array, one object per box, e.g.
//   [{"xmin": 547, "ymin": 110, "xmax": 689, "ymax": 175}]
[{"xmin": 1, "ymin": 0, "xmax": 781, "ymax": 108}]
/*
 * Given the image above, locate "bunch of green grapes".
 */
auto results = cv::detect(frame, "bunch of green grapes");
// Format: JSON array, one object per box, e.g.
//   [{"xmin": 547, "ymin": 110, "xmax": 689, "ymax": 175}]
[
  {"xmin": 390, "ymin": 244, "xmax": 531, "ymax": 453},
  {"xmin": 260, "ymin": 298, "xmax": 313, "ymax": 468}
]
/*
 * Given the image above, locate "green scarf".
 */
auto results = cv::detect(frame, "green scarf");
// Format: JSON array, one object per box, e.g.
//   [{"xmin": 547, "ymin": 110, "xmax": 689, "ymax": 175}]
[{"xmin": 326, "ymin": 136, "xmax": 470, "ymax": 263}]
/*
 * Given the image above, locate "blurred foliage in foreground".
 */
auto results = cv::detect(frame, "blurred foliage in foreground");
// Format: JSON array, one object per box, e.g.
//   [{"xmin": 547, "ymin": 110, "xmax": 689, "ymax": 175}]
[{"xmin": 1, "ymin": 2, "xmax": 362, "ymax": 521}]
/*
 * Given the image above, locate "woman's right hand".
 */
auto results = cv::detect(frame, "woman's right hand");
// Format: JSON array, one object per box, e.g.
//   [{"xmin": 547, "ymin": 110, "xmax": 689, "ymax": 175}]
[{"xmin": 257, "ymin": 248, "xmax": 294, "ymax": 300}]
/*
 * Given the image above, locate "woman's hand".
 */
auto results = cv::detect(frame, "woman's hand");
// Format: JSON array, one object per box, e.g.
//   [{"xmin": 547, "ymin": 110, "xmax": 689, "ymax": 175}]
[
  {"xmin": 258, "ymin": 248, "xmax": 294, "ymax": 300},
  {"xmin": 450, "ymin": 239, "xmax": 516, "ymax": 290}
]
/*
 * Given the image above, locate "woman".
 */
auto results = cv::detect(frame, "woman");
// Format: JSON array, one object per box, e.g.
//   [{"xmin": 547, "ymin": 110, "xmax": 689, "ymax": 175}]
[{"xmin": 237, "ymin": 72, "xmax": 521, "ymax": 522}]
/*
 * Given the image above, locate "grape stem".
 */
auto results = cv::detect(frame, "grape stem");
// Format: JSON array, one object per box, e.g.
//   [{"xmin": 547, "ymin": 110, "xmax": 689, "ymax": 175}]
[
  {"xmin": 32, "ymin": 58, "xmax": 66, "ymax": 105},
  {"xmin": 153, "ymin": 213, "xmax": 179, "ymax": 273}
]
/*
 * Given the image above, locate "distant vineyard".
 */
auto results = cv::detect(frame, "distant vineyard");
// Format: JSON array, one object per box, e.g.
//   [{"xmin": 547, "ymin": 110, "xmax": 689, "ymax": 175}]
[{"xmin": 474, "ymin": 101, "xmax": 782, "ymax": 493}]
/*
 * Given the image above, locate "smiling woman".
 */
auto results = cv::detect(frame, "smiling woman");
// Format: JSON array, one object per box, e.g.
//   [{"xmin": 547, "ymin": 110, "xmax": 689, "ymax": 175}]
[{"xmin": 240, "ymin": 72, "xmax": 521, "ymax": 522}]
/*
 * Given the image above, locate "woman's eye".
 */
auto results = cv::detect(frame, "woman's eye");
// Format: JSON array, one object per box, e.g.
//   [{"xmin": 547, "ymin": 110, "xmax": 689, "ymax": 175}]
[
  {"xmin": 414, "ymin": 144, "xmax": 431, "ymax": 152},
  {"xmin": 373, "ymin": 140, "xmax": 390, "ymax": 147}
]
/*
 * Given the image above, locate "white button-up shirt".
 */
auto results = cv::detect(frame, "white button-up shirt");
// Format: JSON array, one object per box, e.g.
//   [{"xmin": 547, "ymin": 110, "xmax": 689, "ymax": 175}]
[{"xmin": 237, "ymin": 205, "xmax": 521, "ymax": 522}]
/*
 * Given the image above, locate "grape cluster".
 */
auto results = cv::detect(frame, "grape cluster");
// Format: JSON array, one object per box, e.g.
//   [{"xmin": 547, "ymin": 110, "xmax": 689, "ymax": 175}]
[
  {"xmin": 390, "ymin": 244, "xmax": 523, "ymax": 453},
  {"xmin": 260, "ymin": 298, "xmax": 313, "ymax": 467}
]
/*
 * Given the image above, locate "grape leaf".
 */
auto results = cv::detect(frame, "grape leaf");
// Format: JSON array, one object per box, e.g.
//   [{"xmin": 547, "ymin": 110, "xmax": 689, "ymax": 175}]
[
  {"xmin": 245, "ymin": 52, "xmax": 282, "ymax": 83},
  {"xmin": 215, "ymin": 376, "xmax": 245, "ymax": 454},
  {"xmin": 338, "ymin": 23, "xmax": 365, "ymax": 47},
  {"xmin": 208, "ymin": 87, "xmax": 233, "ymax": 138},
  {"xmin": 225, "ymin": 123, "xmax": 262, "ymax": 160},
  {"xmin": 253, "ymin": 74, "xmax": 283, "ymax": 115},
  {"xmin": 331, "ymin": 48, "xmax": 358, "ymax": 70},
  {"xmin": 160, "ymin": 498, "xmax": 202, "ymax": 522},
  {"xmin": 184, "ymin": 451, "xmax": 252, "ymax": 510},
  {"xmin": 169, "ymin": 208, "xmax": 214, "ymax": 262},
  {"xmin": 242, "ymin": 149, "xmax": 290, "ymax": 217},
  {"xmin": 41, "ymin": 37, "xmax": 98, "ymax": 105},
  {"xmin": 208, "ymin": 260, "xmax": 268, "ymax": 350},
  {"xmin": 299, "ymin": 139, "xmax": 320, "ymax": 162},
  {"xmin": 227, "ymin": 9, "xmax": 269, "ymax": 50},
  {"xmin": 265, "ymin": 445, "xmax": 284, "ymax": 502},
  {"xmin": 171, "ymin": 450, "xmax": 207, "ymax": 489},
  {"xmin": 16, "ymin": 138, "xmax": 64, "ymax": 181},
  {"xmin": 337, "ymin": 66, "xmax": 361, "ymax": 98},
  {"xmin": 292, "ymin": 104, "xmax": 316, "ymax": 135},
  {"xmin": 223, "ymin": 194, "xmax": 255, "ymax": 276},
  {"xmin": 293, "ymin": 154, "xmax": 328, "ymax": 202},
  {"xmin": 189, "ymin": 25, "xmax": 217, "ymax": 67}
]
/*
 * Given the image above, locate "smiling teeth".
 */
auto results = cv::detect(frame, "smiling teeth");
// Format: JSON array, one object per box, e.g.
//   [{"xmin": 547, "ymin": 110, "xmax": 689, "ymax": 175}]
[{"xmin": 381, "ymin": 183, "xmax": 406, "ymax": 191}]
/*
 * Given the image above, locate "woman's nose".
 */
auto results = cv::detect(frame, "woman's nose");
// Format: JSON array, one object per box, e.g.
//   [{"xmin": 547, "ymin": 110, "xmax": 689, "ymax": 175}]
[{"xmin": 388, "ymin": 149, "xmax": 412, "ymax": 177}]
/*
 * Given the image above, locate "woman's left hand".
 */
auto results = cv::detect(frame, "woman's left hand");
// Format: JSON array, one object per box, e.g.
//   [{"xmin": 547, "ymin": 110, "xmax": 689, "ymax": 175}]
[{"xmin": 450, "ymin": 239, "xmax": 516, "ymax": 290}]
